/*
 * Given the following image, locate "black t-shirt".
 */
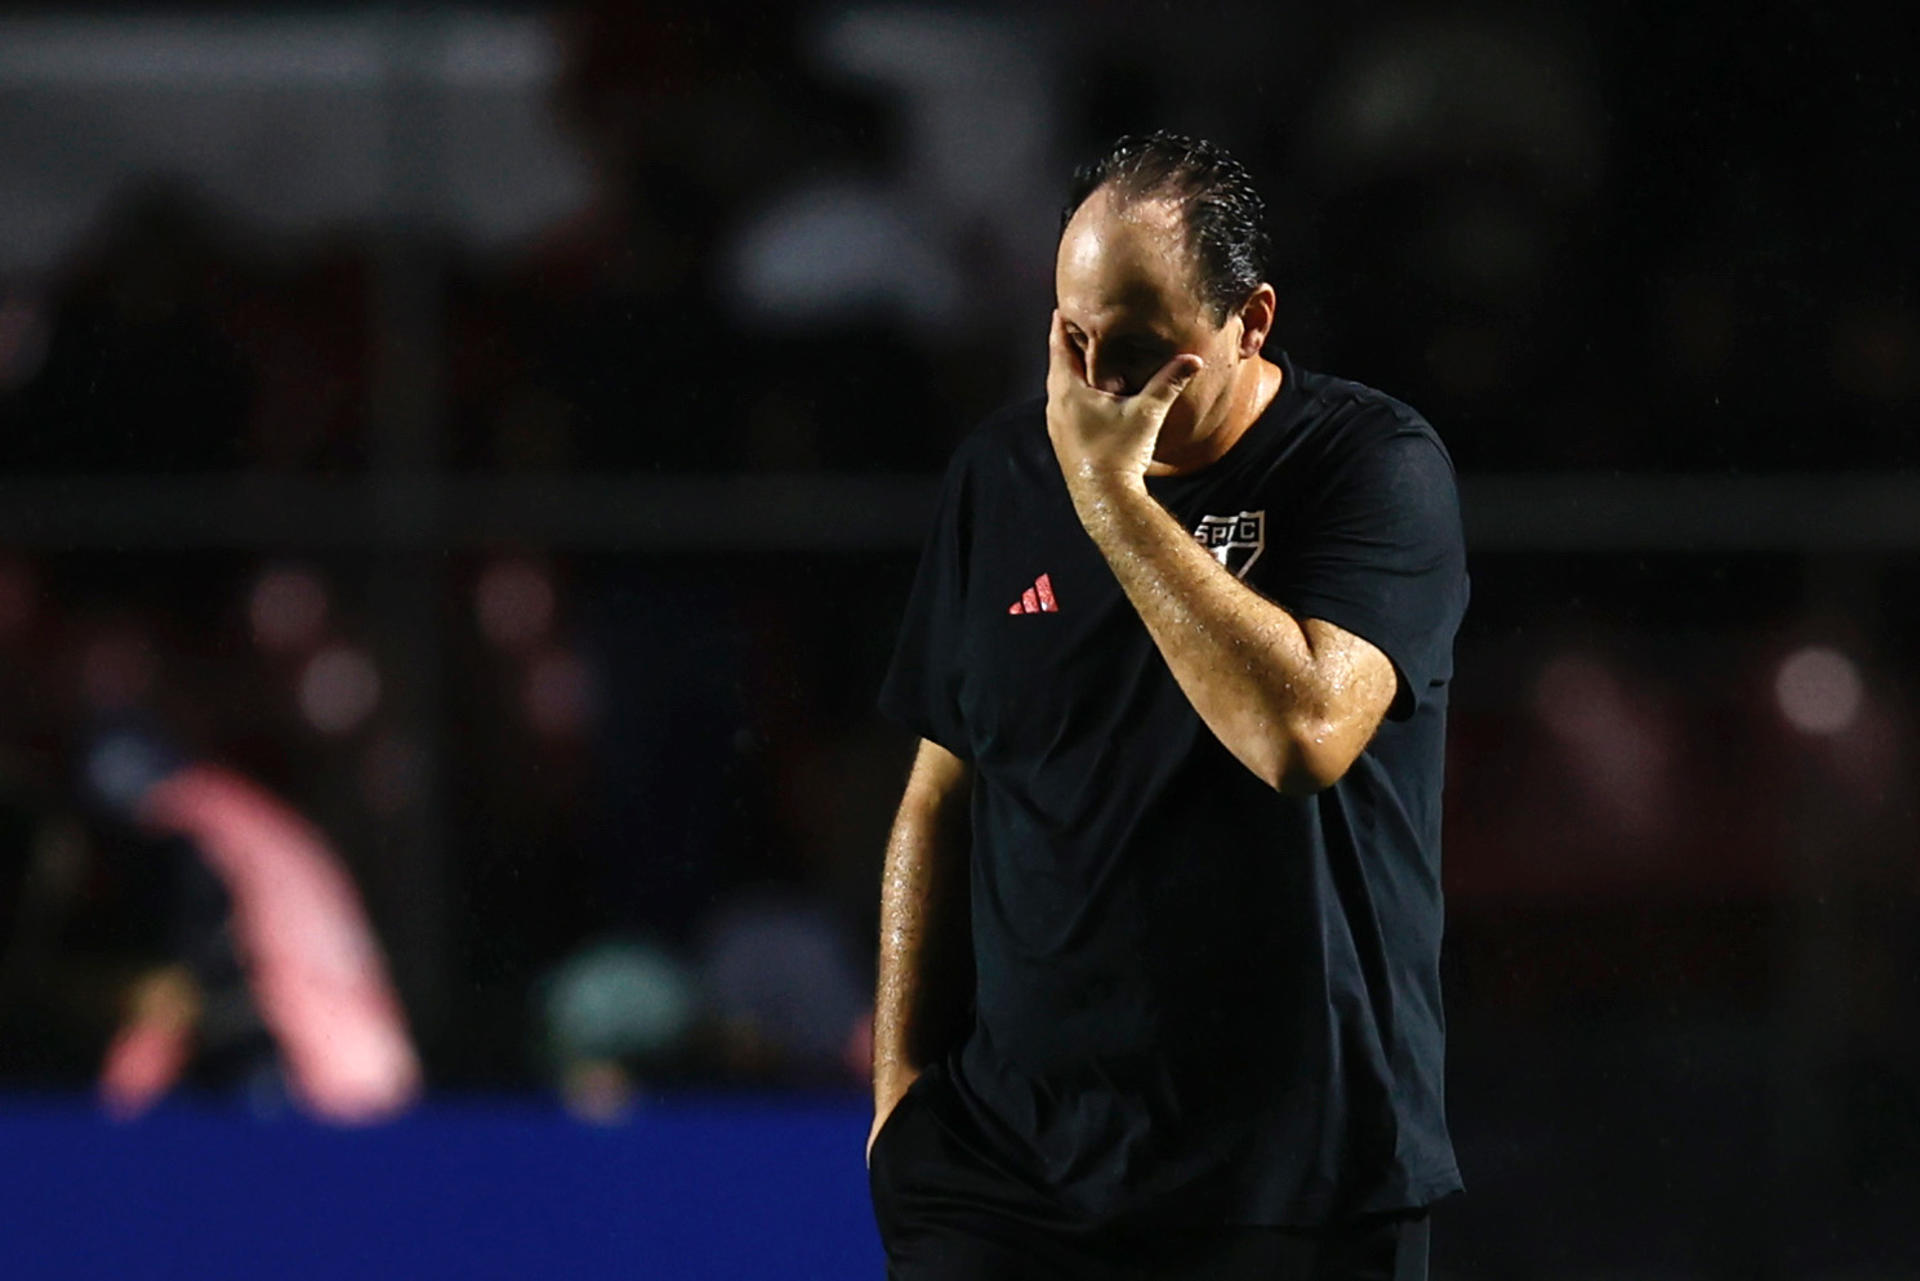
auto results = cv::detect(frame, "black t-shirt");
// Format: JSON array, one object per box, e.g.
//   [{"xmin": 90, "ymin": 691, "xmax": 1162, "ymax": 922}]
[{"xmin": 878, "ymin": 351, "xmax": 1469, "ymax": 1228}]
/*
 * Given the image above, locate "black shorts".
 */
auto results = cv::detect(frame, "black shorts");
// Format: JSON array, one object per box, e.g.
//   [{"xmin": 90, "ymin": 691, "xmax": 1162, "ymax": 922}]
[{"xmin": 868, "ymin": 1067, "xmax": 1430, "ymax": 1281}]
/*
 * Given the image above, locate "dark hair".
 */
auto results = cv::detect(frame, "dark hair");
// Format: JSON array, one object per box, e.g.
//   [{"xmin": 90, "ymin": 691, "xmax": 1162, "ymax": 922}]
[{"xmin": 1061, "ymin": 131, "xmax": 1272, "ymax": 323}]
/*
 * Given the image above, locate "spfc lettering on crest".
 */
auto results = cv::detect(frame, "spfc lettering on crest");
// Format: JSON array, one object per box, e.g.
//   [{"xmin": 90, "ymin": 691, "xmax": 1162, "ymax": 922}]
[{"xmin": 1191, "ymin": 510, "xmax": 1266, "ymax": 579}]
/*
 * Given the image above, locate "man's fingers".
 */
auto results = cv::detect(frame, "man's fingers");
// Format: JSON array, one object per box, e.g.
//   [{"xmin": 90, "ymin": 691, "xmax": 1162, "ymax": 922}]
[{"xmin": 1139, "ymin": 353, "xmax": 1205, "ymax": 409}]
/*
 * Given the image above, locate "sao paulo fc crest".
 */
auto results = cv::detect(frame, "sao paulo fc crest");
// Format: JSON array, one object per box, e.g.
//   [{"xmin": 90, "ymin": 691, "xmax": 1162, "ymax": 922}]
[{"xmin": 1191, "ymin": 510, "xmax": 1265, "ymax": 580}]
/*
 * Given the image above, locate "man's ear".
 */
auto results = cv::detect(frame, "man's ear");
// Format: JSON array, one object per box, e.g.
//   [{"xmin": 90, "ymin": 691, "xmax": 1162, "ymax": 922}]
[{"xmin": 1238, "ymin": 284, "xmax": 1276, "ymax": 358}]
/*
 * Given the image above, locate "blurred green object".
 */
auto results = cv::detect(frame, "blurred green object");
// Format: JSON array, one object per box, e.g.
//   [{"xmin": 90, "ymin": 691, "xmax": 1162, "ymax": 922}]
[{"xmin": 539, "ymin": 937, "xmax": 698, "ymax": 1073}]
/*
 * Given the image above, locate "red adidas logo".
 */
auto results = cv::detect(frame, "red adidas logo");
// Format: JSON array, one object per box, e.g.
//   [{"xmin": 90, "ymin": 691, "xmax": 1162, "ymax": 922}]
[{"xmin": 1007, "ymin": 573, "xmax": 1058, "ymax": 615}]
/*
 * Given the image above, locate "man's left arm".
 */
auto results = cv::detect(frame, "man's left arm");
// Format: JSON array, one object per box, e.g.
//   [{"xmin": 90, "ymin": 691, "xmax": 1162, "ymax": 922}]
[
  {"xmin": 1044, "ymin": 313, "xmax": 1397, "ymax": 795},
  {"xmin": 1069, "ymin": 478, "xmax": 1395, "ymax": 795}
]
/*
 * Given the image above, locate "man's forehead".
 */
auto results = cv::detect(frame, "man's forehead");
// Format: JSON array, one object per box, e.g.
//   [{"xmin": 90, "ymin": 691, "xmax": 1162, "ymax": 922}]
[{"xmin": 1056, "ymin": 190, "xmax": 1195, "ymax": 324}]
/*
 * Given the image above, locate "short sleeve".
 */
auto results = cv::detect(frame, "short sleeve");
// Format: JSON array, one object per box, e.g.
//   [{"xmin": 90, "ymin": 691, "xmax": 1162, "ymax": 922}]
[
  {"xmin": 1266, "ymin": 427, "xmax": 1468, "ymax": 720},
  {"xmin": 877, "ymin": 448, "xmax": 974, "ymax": 756}
]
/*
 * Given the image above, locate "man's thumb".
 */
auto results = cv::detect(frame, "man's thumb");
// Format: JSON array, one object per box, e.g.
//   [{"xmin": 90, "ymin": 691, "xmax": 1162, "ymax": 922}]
[{"xmin": 1143, "ymin": 354, "xmax": 1204, "ymax": 406}]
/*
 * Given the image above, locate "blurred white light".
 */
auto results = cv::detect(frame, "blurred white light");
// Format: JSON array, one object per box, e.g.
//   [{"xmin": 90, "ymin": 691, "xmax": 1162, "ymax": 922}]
[
  {"xmin": 475, "ymin": 558, "xmax": 555, "ymax": 651},
  {"xmin": 525, "ymin": 648, "xmax": 595, "ymax": 739},
  {"xmin": 249, "ymin": 566, "xmax": 329, "ymax": 653},
  {"xmin": 299, "ymin": 645, "xmax": 380, "ymax": 735},
  {"xmin": 1775, "ymin": 645, "xmax": 1863, "ymax": 736}
]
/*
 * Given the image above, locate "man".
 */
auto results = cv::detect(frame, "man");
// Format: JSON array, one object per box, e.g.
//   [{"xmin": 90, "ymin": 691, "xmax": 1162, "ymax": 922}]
[{"xmin": 868, "ymin": 132, "xmax": 1468, "ymax": 1280}]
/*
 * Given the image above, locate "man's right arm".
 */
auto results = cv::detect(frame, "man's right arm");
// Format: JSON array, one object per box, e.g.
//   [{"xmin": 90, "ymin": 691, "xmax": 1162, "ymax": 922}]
[{"xmin": 868, "ymin": 737, "xmax": 973, "ymax": 1165}]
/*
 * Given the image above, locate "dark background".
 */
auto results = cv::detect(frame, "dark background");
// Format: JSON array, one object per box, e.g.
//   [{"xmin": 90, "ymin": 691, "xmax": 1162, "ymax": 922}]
[{"xmin": 0, "ymin": 3, "xmax": 1915, "ymax": 1276}]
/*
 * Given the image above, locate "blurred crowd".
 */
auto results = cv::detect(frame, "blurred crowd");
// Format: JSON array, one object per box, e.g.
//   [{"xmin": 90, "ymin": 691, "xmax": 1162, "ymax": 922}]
[{"xmin": 0, "ymin": 0, "xmax": 1914, "ymax": 1165}]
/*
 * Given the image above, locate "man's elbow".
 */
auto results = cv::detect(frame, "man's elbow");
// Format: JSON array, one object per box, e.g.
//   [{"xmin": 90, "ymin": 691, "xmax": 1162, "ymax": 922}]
[
  {"xmin": 1272, "ymin": 756, "xmax": 1347, "ymax": 797},
  {"xmin": 1266, "ymin": 727, "xmax": 1362, "ymax": 796},
  {"xmin": 1222, "ymin": 703, "xmax": 1373, "ymax": 794}
]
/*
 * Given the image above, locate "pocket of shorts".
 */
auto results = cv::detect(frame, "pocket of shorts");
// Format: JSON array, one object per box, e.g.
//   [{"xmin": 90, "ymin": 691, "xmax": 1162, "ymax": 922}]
[{"xmin": 868, "ymin": 1087, "xmax": 918, "ymax": 1175}]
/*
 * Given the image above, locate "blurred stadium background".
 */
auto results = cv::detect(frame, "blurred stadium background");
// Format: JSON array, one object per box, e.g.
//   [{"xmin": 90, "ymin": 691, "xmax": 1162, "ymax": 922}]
[{"xmin": 0, "ymin": 2, "xmax": 1914, "ymax": 1277}]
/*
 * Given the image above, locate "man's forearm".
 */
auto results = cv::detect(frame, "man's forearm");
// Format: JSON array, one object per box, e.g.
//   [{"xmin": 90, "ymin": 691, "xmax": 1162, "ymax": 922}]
[
  {"xmin": 872, "ymin": 748, "xmax": 973, "ymax": 1104},
  {"xmin": 1069, "ymin": 479, "xmax": 1349, "ymax": 792}
]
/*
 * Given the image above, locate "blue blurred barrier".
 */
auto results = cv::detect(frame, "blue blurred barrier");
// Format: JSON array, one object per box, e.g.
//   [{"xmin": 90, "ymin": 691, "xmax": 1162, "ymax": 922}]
[{"xmin": 0, "ymin": 1094, "xmax": 883, "ymax": 1280}]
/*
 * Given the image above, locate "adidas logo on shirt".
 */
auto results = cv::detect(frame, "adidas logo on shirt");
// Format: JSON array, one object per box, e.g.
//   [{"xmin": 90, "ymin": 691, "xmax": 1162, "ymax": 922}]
[{"xmin": 1007, "ymin": 573, "xmax": 1058, "ymax": 615}]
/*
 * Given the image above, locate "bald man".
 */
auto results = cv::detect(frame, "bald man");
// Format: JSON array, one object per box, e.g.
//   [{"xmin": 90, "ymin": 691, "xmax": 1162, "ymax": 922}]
[{"xmin": 868, "ymin": 132, "xmax": 1468, "ymax": 1281}]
